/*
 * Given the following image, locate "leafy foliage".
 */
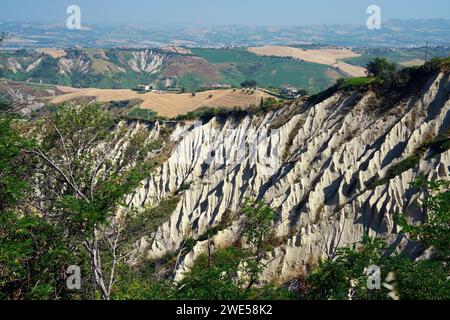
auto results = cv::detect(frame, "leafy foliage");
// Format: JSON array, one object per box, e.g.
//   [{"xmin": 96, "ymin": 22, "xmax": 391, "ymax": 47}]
[
  {"xmin": 396, "ymin": 177, "xmax": 450, "ymax": 260},
  {"xmin": 306, "ymin": 178, "xmax": 450, "ymax": 300},
  {"xmin": 307, "ymin": 237, "xmax": 386, "ymax": 300},
  {"xmin": 111, "ymin": 199, "xmax": 289, "ymax": 300},
  {"xmin": 0, "ymin": 212, "xmax": 77, "ymax": 299},
  {"xmin": 306, "ymin": 235, "xmax": 450, "ymax": 300},
  {"xmin": 126, "ymin": 108, "xmax": 158, "ymax": 121},
  {"xmin": 366, "ymin": 57, "xmax": 397, "ymax": 79},
  {"xmin": 0, "ymin": 116, "xmax": 32, "ymax": 210},
  {"xmin": 241, "ymin": 80, "xmax": 258, "ymax": 88},
  {"xmin": 0, "ymin": 115, "xmax": 76, "ymax": 299},
  {"xmin": 14, "ymin": 103, "xmax": 160, "ymax": 299},
  {"xmin": 241, "ymin": 198, "xmax": 277, "ymax": 289}
]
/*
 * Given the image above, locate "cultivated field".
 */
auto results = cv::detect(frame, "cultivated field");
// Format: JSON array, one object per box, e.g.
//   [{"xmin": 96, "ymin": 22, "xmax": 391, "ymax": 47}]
[
  {"xmin": 248, "ymin": 46, "xmax": 367, "ymax": 77},
  {"xmin": 191, "ymin": 48, "xmax": 342, "ymax": 93},
  {"xmin": 399, "ymin": 59, "xmax": 425, "ymax": 67},
  {"xmin": 49, "ymin": 87, "xmax": 273, "ymax": 117},
  {"xmin": 35, "ymin": 48, "xmax": 67, "ymax": 59}
]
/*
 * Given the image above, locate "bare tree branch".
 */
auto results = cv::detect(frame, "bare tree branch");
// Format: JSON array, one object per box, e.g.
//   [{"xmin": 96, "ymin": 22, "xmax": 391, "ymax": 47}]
[
  {"xmin": 25, "ymin": 148, "xmax": 89, "ymax": 202},
  {"xmin": 42, "ymin": 115, "xmax": 75, "ymax": 182}
]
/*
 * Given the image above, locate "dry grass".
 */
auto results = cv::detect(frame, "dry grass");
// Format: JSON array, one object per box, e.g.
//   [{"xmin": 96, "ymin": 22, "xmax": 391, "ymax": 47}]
[
  {"xmin": 49, "ymin": 87, "xmax": 273, "ymax": 117},
  {"xmin": 161, "ymin": 46, "xmax": 193, "ymax": 55},
  {"xmin": 399, "ymin": 59, "xmax": 425, "ymax": 67},
  {"xmin": 35, "ymin": 48, "xmax": 67, "ymax": 59},
  {"xmin": 248, "ymin": 46, "xmax": 367, "ymax": 77}
]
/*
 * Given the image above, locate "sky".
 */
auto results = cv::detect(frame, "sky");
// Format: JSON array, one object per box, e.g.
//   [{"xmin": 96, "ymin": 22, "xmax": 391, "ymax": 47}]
[{"xmin": 1, "ymin": 0, "xmax": 450, "ymax": 27}]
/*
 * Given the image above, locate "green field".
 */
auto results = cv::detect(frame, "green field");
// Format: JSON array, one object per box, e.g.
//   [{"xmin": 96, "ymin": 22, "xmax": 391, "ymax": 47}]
[
  {"xmin": 343, "ymin": 47, "xmax": 450, "ymax": 68},
  {"xmin": 191, "ymin": 48, "xmax": 345, "ymax": 93},
  {"xmin": 127, "ymin": 108, "xmax": 158, "ymax": 120}
]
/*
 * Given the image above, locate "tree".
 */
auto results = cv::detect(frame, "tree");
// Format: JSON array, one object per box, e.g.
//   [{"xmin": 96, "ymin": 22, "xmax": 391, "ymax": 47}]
[
  {"xmin": 396, "ymin": 177, "xmax": 450, "ymax": 260},
  {"xmin": 25, "ymin": 103, "xmax": 159, "ymax": 299},
  {"xmin": 306, "ymin": 178, "xmax": 450, "ymax": 301},
  {"xmin": 241, "ymin": 198, "xmax": 276, "ymax": 289},
  {"xmin": 0, "ymin": 210, "xmax": 76, "ymax": 299},
  {"xmin": 174, "ymin": 247, "xmax": 293, "ymax": 300},
  {"xmin": 122, "ymin": 199, "xmax": 281, "ymax": 300},
  {"xmin": 175, "ymin": 247, "xmax": 248, "ymax": 300},
  {"xmin": 0, "ymin": 116, "xmax": 30, "ymax": 210},
  {"xmin": 366, "ymin": 57, "xmax": 396, "ymax": 80},
  {"xmin": 0, "ymin": 114, "xmax": 74, "ymax": 299},
  {"xmin": 241, "ymin": 80, "xmax": 258, "ymax": 88},
  {"xmin": 307, "ymin": 236, "xmax": 386, "ymax": 300}
]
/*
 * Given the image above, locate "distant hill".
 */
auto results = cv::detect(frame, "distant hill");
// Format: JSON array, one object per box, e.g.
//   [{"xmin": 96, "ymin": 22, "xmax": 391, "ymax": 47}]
[
  {"xmin": 0, "ymin": 47, "xmax": 348, "ymax": 93},
  {"xmin": 1, "ymin": 46, "xmax": 448, "ymax": 94},
  {"xmin": 2, "ymin": 19, "xmax": 450, "ymax": 48}
]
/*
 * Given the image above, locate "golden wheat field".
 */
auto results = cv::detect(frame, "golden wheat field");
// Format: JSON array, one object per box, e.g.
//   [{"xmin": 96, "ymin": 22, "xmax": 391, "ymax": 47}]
[
  {"xmin": 35, "ymin": 48, "xmax": 67, "ymax": 59},
  {"xmin": 248, "ymin": 46, "xmax": 367, "ymax": 77},
  {"xmin": 49, "ymin": 87, "xmax": 273, "ymax": 117}
]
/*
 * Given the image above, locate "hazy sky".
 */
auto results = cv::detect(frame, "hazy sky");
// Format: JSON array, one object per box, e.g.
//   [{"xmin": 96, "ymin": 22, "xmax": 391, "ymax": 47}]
[{"xmin": 2, "ymin": 0, "xmax": 450, "ymax": 26}]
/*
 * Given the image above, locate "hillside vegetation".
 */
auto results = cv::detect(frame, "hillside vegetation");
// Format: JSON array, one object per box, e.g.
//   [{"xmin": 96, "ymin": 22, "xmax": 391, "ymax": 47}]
[{"xmin": 0, "ymin": 47, "xmax": 348, "ymax": 94}]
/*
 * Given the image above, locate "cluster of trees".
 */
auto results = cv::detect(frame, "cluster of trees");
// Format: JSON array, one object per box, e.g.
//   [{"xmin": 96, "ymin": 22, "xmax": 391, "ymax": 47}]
[
  {"xmin": 110, "ymin": 198, "xmax": 294, "ymax": 300},
  {"xmin": 241, "ymin": 80, "xmax": 258, "ymax": 88},
  {"xmin": 365, "ymin": 57, "xmax": 450, "ymax": 90},
  {"xmin": 311, "ymin": 57, "xmax": 450, "ymax": 106},
  {"xmin": 366, "ymin": 57, "xmax": 397, "ymax": 80},
  {"xmin": 0, "ymin": 102, "xmax": 288, "ymax": 300},
  {"xmin": 0, "ymin": 103, "xmax": 159, "ymax": 299},
  {"xmin": 111, "ymin": 179, "xmax": 449, "ymax": 300}
]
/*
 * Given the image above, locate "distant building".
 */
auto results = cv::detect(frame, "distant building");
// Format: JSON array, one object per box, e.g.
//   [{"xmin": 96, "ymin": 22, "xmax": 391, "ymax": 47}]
[
  {"xmin": 282, "ymin": 87, "xmax": 300, "ymax": 98},
  {"xmin": 211, "ymin": 83, "xmax": 232, "ymax": 89},
  {"xmin": 166, "ymin": 87, "xmax": 184, "ymax": 93},
  {"xmin": 138, "ymin": 84, "xmax": 152, "ymax": 91}
]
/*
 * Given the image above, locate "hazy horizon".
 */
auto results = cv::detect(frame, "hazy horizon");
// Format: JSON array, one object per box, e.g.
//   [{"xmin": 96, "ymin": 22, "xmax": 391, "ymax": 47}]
[
  {"xmin": 2, "ymin": 0, "xmax": 450, "ymax": 27},
  {"xmin": 3, "ymin": 17, "xmax": 450, "ymax": 29}
]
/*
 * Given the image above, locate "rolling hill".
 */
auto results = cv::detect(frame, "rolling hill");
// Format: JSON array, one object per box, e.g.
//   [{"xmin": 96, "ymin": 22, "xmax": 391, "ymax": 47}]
[
  {"xmin": 0, "ymin": 47, "xmax": 348, "ymax": 94},
  {"xmin": 48, "ymin": 86, "xmax": 273, "ymax": 118},
  {"xmin": 1, "ymin": 46, "xmax": 449, "ymax": 96}
]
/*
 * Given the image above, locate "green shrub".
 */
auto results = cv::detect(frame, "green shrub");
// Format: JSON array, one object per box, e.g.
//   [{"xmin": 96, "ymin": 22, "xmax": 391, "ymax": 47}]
[
  {"xmin": 396, "ymin": 177, "xmax": 450, "ymax": 260},
  {"xmin": 127, "ymin": 108, "xmax": 158, "ymax": 121}
]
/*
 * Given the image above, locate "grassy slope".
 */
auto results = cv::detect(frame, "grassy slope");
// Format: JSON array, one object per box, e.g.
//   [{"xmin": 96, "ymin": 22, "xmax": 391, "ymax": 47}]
[
  {"xmin": 0, "ymin": 49, "xmax": 159, "ymax": 90},
  {"xmin": 3, "ymin": 47, "xmax": 447, "ymax": 93},
  {"xmin": 343, "ymin": 47, "xmax": 450, "ymax": 67},
  {"xmin": 191, "ymin": 48, "xmax": 343, "ymax": 93}
]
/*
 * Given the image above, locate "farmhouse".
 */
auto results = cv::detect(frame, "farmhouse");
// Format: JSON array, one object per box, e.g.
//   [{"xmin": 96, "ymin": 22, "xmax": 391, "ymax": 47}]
[
  {"xmin": 282, "ymin": 87, "xmax": 300, "ymax": 98},
  {"xmin": 138, "ymin": 84, "xmax": 152, "ymax": 91},
  {"xmin": 211, "ymin": 83, "xmax": 232, "ymax": 89}
]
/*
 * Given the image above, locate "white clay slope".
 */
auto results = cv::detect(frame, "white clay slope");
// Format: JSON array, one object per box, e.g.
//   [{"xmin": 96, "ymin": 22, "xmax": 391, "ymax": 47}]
[{"xmin": 127, "ymin": 71, "xmax": 450, "ymax": 284}]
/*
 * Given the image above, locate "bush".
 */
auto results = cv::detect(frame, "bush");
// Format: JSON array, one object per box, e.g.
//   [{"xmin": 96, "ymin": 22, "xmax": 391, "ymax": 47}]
[
  {"xmin": 366, "ymin": 57, "xmax": 397, "ymax": 78},
  {"xmin": 241, "ymin": 80, "xmax": 258, "ymax": 88},
  {"xmin": 127, "ymin": 108, "xmax": 158, "ymax": 121},
  {"xmin": 396, "ymin": 177, "xmax": 450, "ymax": 260},
  {"xmin": 337, "ymin": 77, "xmax": 376, "ymax": 90},
  {"xmin": 306, "ymin": 178, "xmax": 450, "ymax": 300}
]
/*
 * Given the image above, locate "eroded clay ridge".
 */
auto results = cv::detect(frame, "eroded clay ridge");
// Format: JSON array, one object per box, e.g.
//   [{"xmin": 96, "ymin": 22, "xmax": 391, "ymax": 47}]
[{"xmin": 128, "ymin": 70, "xmax": 450, "ymax": 284}]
